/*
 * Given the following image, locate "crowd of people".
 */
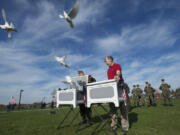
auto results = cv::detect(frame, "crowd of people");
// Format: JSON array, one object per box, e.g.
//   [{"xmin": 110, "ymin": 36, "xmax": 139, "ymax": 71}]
[
  {"xmin": 130, "ymin": 79, "xmax": 173, "ymax": 108},
  {"xmin": 6, "ymin": 55, "xmax": 174, "ymax": 135}
]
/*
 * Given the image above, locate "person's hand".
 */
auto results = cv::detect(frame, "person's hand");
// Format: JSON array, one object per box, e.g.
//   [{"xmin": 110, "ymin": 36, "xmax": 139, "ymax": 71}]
[
  {"xmin": 114, "ymin": 75, "xmax": 120, "ymax": 82},
  {"xmin": 116, "ymin": 70, "xmax": 121, "ymax": 76}
]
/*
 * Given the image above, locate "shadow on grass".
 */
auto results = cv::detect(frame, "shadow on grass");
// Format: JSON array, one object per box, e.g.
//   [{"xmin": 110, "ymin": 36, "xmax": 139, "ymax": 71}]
[
  {"xmin": 91, "ymin": 113, "xmax": 110, "ymax": 123},
  {"xmin": 128, "ymin": 112, "xmax": 138, "ymax": 128}
]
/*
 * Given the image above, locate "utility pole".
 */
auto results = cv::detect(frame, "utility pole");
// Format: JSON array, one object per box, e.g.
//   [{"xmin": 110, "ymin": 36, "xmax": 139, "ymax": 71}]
[{"xmin": 18, "ymin": 89, "xmax": 24, "ymax": 109}]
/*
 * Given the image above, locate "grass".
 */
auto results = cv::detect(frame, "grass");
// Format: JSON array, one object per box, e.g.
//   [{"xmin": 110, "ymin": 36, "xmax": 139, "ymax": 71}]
[{"xmin": 0, "ymin": 99, "xmax": 180, "ymax": 135}]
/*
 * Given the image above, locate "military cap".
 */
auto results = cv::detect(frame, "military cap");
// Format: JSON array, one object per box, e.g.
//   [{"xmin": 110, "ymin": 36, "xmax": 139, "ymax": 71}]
[{"xmin": 161, "ymin": 79, "xmax": 165, "ymax": 82}]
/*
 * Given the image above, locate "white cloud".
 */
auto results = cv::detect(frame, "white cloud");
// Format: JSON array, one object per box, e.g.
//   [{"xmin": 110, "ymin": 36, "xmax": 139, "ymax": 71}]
[
  {"xmin": 95, "ymin": 20, "xmax": 178, "ymax": 54},
  {"xmin": 123, "ymin": 52, "xmax": 180, "ymax": 93},
  {"xmin": 153, "ymin": 53, "xmax": 180, "ymax": 65},
  {"xmin": 74, "ymin": 0, "xmax": 109, "ymax": 25}
]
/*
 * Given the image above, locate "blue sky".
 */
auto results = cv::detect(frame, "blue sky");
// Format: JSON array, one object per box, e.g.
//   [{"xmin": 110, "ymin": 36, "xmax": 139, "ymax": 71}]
[{"xmin": 0, "ymin": 0, "xmax": 180, "ymax": 104}]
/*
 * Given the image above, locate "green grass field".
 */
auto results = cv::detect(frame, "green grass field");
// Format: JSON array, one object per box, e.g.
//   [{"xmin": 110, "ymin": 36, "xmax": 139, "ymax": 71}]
[{"xmin": 0, "ymin": 99, "xmax": 180, "ymax": 135}]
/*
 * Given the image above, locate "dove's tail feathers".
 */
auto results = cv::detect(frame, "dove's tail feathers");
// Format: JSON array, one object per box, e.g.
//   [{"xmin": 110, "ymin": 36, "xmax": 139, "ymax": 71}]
[
  {"xmin": 65, "ymin": 65, "xmax": 70, "ymax": 68},
  {"xmin": 59, "ymin": 14, "xmax": 64, "ymax": 19},
  {"xmin": 8, "ymin": 31, "xmax": 11, "ymax": 38},
  {"xmin": 69, "ymin": 22, "xmax": 74, "ymax": 28}
]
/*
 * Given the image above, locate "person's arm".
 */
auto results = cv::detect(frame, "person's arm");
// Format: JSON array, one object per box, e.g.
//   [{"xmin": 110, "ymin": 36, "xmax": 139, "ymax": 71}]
[
  {"xmin": 88, "ymin": 75, "xmax": 96, "ymax": 83},
  {"xmin": 116, "ymin": 70, "xmax": 121, "ymax": 76},
  {"xmin": 127, "ymin": 86, "xmax": 130, "ymax": 94},
  {"xmin": 140, "ymin": 88, "xmax": 143, "ymax": 93},
  {"xmin": 144, "ymin": 87, "xmax": 147, "ymax": 93},
  {"xmin": 116, "ymin": 64, "xmax": 122, "ymax": 75},
  {"xmin": 114, "ymin": 75, "xmax": 120, "ymax": 82},
  {"xmin": 115, "ymin": 64, "xmax": 123, "ymax": 82},
  {"xmin": 151, "ymin": 87, "xmax": 155, "ymax": 92}
]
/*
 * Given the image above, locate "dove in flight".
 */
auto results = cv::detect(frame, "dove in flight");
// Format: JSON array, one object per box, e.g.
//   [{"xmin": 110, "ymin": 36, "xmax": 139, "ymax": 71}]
[
  {"xmin": 59, "ymin": 1, "xmax": 79, "ymax": 28},
  {"xmin": 55, "ymin": 56, "xmax": 70, "ymax": 68},
  {"xmin": 62, "ymin": 76, "xmax": 72, "ymax": 85},
  {"xmin": 0, "ymin": 9, "xmax": 17, "ymax": 38}
]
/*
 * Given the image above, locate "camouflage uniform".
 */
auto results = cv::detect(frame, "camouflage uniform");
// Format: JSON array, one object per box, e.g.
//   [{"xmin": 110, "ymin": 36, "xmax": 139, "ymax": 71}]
[
  {"xmin": 144, "ymin": 85, "xmax": 155, "ymax": 106},
  {"xmin": 159, "ymin": 82, "xmax": 172, "ymax": 105},
  {"xmin": 124, "ymin": 83, "xmax": 131, "ymax": 111},
  {"xmin": 149, "ymin": 84, "xmax": 156, "ymax": 103},
  {"xmin": 136, "ymin": 86, "xmax": 144, "ymax": 105},
  {"xmin": 132, "ymin": 86, "xmax": 139, "ymax": 107},
  {"xmin": 140, "ymin": 93, "xmax": 145, "ymax": 106},
  {"xmin": 109, "ymin": 102, "xmax": 129, "ymax": 131},
  {"xmin": 109, "ymin": 81, "xmax": 129, "ymax": 132}
]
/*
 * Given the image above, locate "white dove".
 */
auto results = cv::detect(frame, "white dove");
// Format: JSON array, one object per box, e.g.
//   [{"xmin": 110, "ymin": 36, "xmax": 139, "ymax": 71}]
[
  {"xmin": 62, "ymin": 76, "xmax": 72, "ymax": 84},
  {"xmin": 0, "ymin": 9, "xmax": 17, "ymax": 38},
  {"xmin": 62, "ymin": 76, "xmax": 77, "ymax": 89},
  {"xmin": 59, "ymin": 1, "xmax": 79, "ymax": 28},
  {"xmin": 55, "ymin": 56, "xmax": 70, "ymax": 68}
]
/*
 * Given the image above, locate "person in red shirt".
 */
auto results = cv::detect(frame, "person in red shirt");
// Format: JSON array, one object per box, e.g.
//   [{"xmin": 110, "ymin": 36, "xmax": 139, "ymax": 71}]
[{"xmin": 105, "ymin": 56, "xmax": 129, "ymax": 134}]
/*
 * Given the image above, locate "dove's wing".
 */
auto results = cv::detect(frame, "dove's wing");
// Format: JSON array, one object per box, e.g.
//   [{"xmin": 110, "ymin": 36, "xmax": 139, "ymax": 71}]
[
  {"xmin": 8, "ymin": 31, "xmax": 11, "ymax": 38},
  {"xmin": 55, "ymin": 56, "xmax": 60, "ymax": 62},
  {"xmin": 65, "ymin": 76, "xmax": 72, "ymax": 83},
  {"xmin": 62, "ymin": 81, "xmax": 70, "ymax": 84},
  {"xmin": 62, "ymin": 56, "xmax": 66, "ymax": 60},
  {"xmin": 10, "ymin": 22, "xmax": 14, "ymax": 27},
  {"xmin": 55, "ymin": 56, "xmax": 62, "ymax": 62},
  {"xmin": 68, "ymin": 1, "xmax": 79, "ymax": 19},
  {"xmin": 59, "ymin": 14, "xmax": 64, "ymax": 19},
  {"xmin": 2, "ymin": 9, "xmax": 7, "ymax": 23},
  {"xmin": 60, "ymin": 56, "xmax": 66, "ymax": 63},
  {"xmin": 56, "ymin": 56, "xmax": 66, "ymax": 63}
]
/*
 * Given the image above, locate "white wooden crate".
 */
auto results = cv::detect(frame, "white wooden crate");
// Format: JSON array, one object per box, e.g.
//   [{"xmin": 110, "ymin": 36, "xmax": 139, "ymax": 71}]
[
  {"xmin": 56, "ymin": 89, "xmax": 84, "ymax": 108},
  {"xmin": 86, "ymin": 79, "xmax": 125, "ymax": 108}
]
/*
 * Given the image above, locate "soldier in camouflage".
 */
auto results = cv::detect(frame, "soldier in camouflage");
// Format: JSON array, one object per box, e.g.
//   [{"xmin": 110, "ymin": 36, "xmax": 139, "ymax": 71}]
[
  {"xmin": 149, "ymin": 84, "xmax": 156, "ymax": 106},
  {"xmin": 140, "ymin": 92, "xmax": 145, "ymax": 106},
  {"xmin": 144, "ymin": 82, "xmax": 155, "ymax": 106},
  {"xmin": 136, "ymin": 84, "xmax": 145, "ymax": 106},
  {"xmin": 159, "ymin": 79, "xmax": 173, "ymax": 106},
  {"xmin": 124, "ymin": 83, "xmax": 131, "ymax": 111},
  {"xmin": 132, "ymin": 85, "xmax": 139, "ymax": 107}
]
